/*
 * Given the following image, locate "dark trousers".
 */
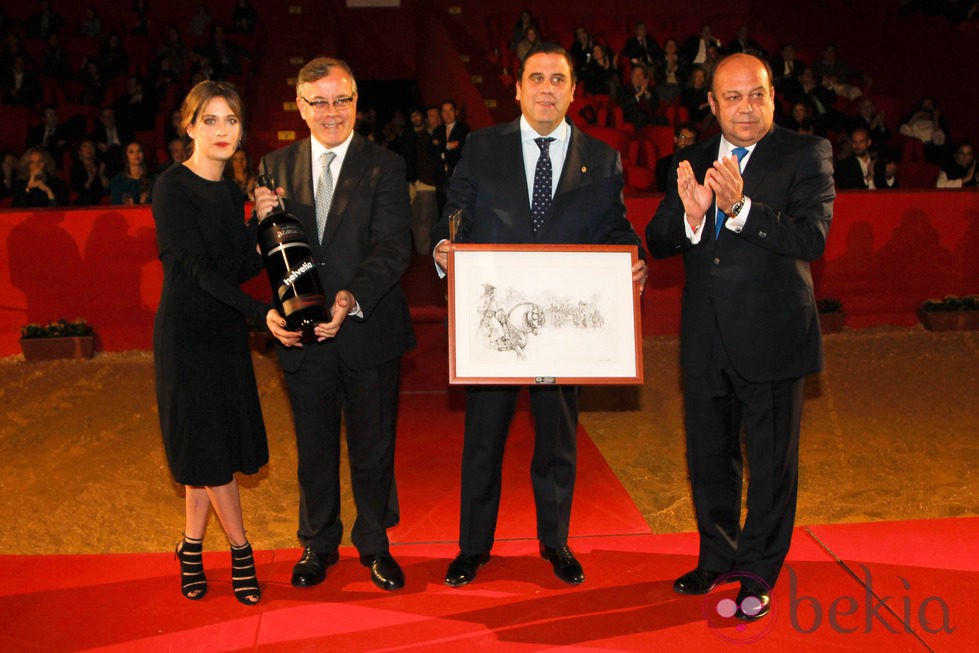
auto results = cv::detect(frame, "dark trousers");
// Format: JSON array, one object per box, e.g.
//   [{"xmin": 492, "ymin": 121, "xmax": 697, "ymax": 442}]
[
  {"xmin": 458, "ymin": 384, "xmax": 579, "ymax": 554},
  {"xmin": 284, "ymin": 343, "xmax": 401, "ymax": 556},
  {"xmin": 683, "ymin": 337, "xmax": 804, "ymax": 589}
]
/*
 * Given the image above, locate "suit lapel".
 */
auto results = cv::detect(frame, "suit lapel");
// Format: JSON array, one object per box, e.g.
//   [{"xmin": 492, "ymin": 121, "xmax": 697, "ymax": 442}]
[
  {"xmin": 740, "ymin": 126, "xmax": 778, "ymax": 198},
  {"xmin": 544, "ymin": 122, "xmax": 592, "ymax": 237}
]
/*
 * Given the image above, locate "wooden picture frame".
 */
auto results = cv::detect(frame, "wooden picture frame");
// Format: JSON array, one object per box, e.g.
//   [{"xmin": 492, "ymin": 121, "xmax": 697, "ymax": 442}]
[{"xmin": 447, "ymin": 244, "xmax": 643, "ymax": 385}]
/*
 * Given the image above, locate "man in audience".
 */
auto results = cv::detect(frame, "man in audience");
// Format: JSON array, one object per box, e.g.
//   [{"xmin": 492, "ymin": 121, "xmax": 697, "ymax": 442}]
[
  {"xmin": 769, "ymin": 43, "xmax": 806, "ymax": 99},
  {"xmin": 623, "ymin": 22, "xmax": 659, "ymax": 68},
  {"xmin": 88, "ymin": 107, "xmax": 132, "ymax": 178},
  {"xmin": 727, "ymin": 25, "xmax": 766, "ymax": 58},
  {"xmin": 25, "ymin": 104, "xmax": 70, "ymax": 167},
  {"xmin": 656, "ymin": 122, "xmax": 699, "ymax": 192},
  {"xmin": 620, "ymin": 65, "xmax": 662, "ymax": 130},
  {"xmin": 403, "ymin": 107, "xmax": 442, "ymax": 254},
  {"xmin": 835, "ymin": 126, "xmax": 888, "ymax": 189},
  {"xmin": 432, "ymin": 99, "xmax": 469, "ymax": 214}
]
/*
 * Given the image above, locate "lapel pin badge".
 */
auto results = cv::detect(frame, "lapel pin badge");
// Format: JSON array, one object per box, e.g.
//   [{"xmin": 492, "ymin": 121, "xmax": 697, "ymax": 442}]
[{"xmin": 580, "ymin": 165, "xmax": 587, "ymax": 173}]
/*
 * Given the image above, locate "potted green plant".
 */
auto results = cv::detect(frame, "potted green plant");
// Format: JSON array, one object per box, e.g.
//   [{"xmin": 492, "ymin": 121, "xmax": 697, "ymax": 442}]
[
  {"xmin": 918, "ymin": 295, "xmax": 979, "ymax": 331},
  {"xmin": 817, "ymin": 298, "xmax": 845, "ymax": 334},
  {"xmin": 19, "ymin": 318, "xmax": 96, "ymax": 361}
]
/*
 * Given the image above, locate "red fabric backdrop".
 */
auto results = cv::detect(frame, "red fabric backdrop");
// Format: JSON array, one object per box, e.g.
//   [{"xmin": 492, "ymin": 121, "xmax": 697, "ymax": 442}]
[{"xmin": 1, "ymin": 190, "xmax": 977, "ymax": 357}]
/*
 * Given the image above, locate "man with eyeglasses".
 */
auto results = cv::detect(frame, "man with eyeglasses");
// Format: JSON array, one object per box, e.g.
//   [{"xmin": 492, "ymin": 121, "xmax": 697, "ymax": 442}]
[
  {"xmin": 432, "ymin": 43, "xmax": 647, "ymax": 588},
  {"xmin": 656, "ymin": 122, "xmax": 700, "ymax": 192},
  {"xmin": 255, "ymin": 56, "xmax": 414, "ymax": 592}
]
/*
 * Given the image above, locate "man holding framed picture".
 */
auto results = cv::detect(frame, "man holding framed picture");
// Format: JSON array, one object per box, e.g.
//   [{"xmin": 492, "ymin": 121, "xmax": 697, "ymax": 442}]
[{"xmin": 433, "ymin": 42, "xmax": 646, "ymax": 588}]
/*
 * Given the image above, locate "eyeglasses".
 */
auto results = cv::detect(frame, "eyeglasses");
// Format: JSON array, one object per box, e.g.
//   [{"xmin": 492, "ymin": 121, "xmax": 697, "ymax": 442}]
[{"xmin": 300, "ymin": 94, "xmax": 355, "ymax": 113}]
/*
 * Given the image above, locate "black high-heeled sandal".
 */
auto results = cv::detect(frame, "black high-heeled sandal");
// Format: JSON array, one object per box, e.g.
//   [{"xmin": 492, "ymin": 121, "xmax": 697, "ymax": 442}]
[
  {"xmin": 175, "ymin": 535, "xmax": 207, "ymax": 600},
  {"xmin": 230, "ymin": 541, "xmax": 261, "ymax": 605}
]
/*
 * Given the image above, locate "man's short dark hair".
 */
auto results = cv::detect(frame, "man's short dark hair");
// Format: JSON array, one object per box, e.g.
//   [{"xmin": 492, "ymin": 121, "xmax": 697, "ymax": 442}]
[
  {"xmin": 675, "ymin": 121, "xmax": 700, "ymax": 138},
  {"xmin": 849, "ymin": 125, "xmax": 871, "ymax": 140},
  {"xmin": 440, "ymin": 99, "xmax": 457, "ymax": 111},
  {"xmin": 517, "ymin": 42, "xmax": 576, "ymax": 84}
]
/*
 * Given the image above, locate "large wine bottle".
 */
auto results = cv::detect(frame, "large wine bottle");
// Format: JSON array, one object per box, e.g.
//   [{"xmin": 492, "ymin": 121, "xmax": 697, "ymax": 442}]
[{"xmin": 256, "ymin": 173, "xmax": 328, "ymax": 343}]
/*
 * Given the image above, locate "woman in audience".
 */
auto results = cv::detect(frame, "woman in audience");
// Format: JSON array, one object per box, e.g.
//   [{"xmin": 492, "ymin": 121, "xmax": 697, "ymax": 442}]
[
  {"xmin": 580, "ymin": 43, "xmax": 619, "ymax": 101},
  {"xmin": 110, "ymin": 141, "xmax": 152, "ymax": 204},
  {"xmin": 226, "ymin": 148, "xmax": 256, "ymax": 201},
  {"xmin": 12, "ymin": 146, "xmax": 68, "ymax": 207},
  {"xmin": 70, "ymin": 139, "xmax": 110, "ymax": 205}
]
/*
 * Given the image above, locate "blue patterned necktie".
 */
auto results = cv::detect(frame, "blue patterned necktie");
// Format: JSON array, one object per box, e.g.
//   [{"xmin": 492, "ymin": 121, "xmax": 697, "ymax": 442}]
[
  {"xmin": 316, "ymin": 151, "xmax": 336, "ymax": 243},
  {"xmin": 531, "ymin": 137, "xmax": 555, "ymax": 233},
  {"xmin": 715, "ymin": 146, "xmax": 749, "ymax": 239}
]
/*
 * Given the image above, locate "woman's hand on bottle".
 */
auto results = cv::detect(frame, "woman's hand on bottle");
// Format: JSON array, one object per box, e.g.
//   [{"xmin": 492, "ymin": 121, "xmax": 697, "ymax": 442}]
[{"xmin": 253, "ymin": 185, "xmax": 283, "ymax": 219}]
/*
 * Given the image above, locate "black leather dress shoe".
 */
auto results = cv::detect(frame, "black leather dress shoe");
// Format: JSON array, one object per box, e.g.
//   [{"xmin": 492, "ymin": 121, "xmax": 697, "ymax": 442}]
[
  {"xmin": 360, "ymin": 552, "xmax": 404, "ymax": 590},
  {"xmin": 735, "ymin": 587, "xmax": 771, "ymax": 621},
  {"xmin": 444, "ymin": 552, "xmax": 490, "ymax": 587},
  {"xmin": 540, "ymin": 545, "xmax": 585, "ymax": 585},
  {"xmin": 673, "ymin": 567, "xmax": 721, "ymax": 595},
  {"xmin": 291, "ymin": 547, "xmax": 339, "ymax": 588}
]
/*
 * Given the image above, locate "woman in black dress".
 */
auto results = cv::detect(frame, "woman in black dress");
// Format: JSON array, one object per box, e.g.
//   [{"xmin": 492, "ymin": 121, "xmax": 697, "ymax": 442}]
[{"xmin": 152, "ymin": 80, "xmax": 270, "ymax": 605}]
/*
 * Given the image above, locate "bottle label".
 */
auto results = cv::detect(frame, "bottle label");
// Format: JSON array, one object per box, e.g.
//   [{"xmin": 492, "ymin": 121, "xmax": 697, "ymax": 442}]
[{"xmin": 277, "ymin": 259, "xmax": 317, "ymax": 301}]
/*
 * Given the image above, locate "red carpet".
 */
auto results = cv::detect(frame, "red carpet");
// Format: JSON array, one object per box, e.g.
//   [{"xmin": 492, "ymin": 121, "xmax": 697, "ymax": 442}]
[{"xmin": 4, "ymin": 520, "xmax": 975, "ymax": 651}]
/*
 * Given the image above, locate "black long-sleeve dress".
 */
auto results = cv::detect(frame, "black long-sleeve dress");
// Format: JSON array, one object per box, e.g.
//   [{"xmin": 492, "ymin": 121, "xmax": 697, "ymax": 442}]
[{"xmin": 152, "ymin": 163, "xmax": 269, "ymax": 486}]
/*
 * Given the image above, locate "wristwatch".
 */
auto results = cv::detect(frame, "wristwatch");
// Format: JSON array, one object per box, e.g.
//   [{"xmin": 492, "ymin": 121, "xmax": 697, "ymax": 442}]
[{"xmin": 729, "ymin": 196, "xmax": 746, "ymax": 218}]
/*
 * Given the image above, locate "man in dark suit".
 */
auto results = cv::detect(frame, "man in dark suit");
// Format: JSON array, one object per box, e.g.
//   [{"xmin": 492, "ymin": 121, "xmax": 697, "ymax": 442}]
[
  {"xmin": 25, "ymin": 104, "xmax": 71, "ymax": 168},
  {"xmin": 622, "ymin": 22, "xmax": 660, "ymax": 68},
  {"xmin": 834, "ymin": 125, "xmax": 889, "ymax": 189},
  {"xmin": 646, "ymin": 53, "xmax": 834, "ymax": 620},
  {"xmin": 433, "ymin": 43, "xmax": 647, "ymax": 588},
  {"xmin": 432, "ymin": 99, "xmax": 469, "ymax": 215},
  {"xmin": 255, "ymin": 57, "xmax": 414, "ymax": 592}
]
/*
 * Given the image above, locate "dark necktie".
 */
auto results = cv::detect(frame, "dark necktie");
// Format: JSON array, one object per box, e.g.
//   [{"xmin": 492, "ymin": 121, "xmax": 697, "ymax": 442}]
[
  {"xmin": 531, "ymin": 137, "xmax": 555, "ymax": 233},
  {"xmin": 715, "ymin": 147, "xmax": 749, "ymax": 239}
]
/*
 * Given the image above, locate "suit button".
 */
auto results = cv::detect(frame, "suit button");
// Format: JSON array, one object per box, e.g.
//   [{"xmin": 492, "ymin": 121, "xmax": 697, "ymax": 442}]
[{"xmin": 713, "ymin": 257, "xmax": 720, "ymax": 265}]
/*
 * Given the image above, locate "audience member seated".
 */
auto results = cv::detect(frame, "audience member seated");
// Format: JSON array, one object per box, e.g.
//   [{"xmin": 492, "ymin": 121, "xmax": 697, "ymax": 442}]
[
  {"xmin": 0, "ymin": 149, "xmax": 19, "ymax": 201},
  {"xmin": 569, "ymin": 27, "xmax": 593, "ymax": 75},
  {"xmin": 40, "ymin": 34, "xmax": 72, "ymax": 83},
  {"xmin": 682, "ymin": 23, "xmax": 721, "ymax": 66},
  {"xmin": 811, "ymin": 43, "xmax": 862, "ymax": 85},
  {"xmin": 12, "ymin": 146, "xmax": 68, "ymax": 207},
  {"xmin": 90, "ymin": 106, "xmax": 133, "ymax": 178},
  {"xmin": 700, "ymin": 43, "xmax": 722, "ymax": 80},
  {"xmin": 1, "ymin": 55, "xmax": 41, "ymax": 106},
  {"xmin": 655, "ymin": 122, "xmax": 699, "ymax": 191},
  {"xmin": 580, "ymin": 43, "xmax": 619, "ymax": 102},
  {"xmin": 509, "ymin": 9, "xmax": 539, "ymax": 53},
  {"xmin": 622, "ymin": 22, "xmax": 660, "ymax": 68},
  {"xmin": 620, "ymin": 65, "xmax": 663, "ymax": 130},
  {"xmin": 163, "ymin": 107, "xmax": 187, "ymax": 144},
  {"xmin": 157, "ymin": 25, "xmax": 190, "ymax": 77},
  {"xmin": 899, "ymin": 96, "xmax": 950, "ymax": 164},
  {"xmin": 204, "ymin": 24, "xmax": 247, "ymax": 79},
  {"xmin": 70, "ymin": 138, "xmax": 110, "ymax": 205},
  {"xmin": 156, "ymin": 137, "xmax": 188, "ymax": 173},
  {"xmin": 24, "ymin": 0, "xmax": 65, "ymax": 39},
  {"xmin": 726, "ymin": 25, "xmax": 767, "ymax": 58},
  {"xmin": 113, "ymin": 75, "xmax": 158, "ymax": 133},
  {"xmin": 936, "ymin": 141, "xmax": 976, "ymax": 188},
  {"xmin": 770, "ymin": 43, "xmax": 806, "ymax": 99},
  {"xmin": 231, "ymin": 0, "xmax": 260, "ymax": 34},
  {"xmin": 789, "ymin": 67, "xmax": 841, "ymax": 133},
  {"xmin": 834, "ymin": 126, "xmax": 889, "ymax": 189},
  {"xmin": 681, "ymin": 66, "xmax": 711, "ymax": 127},
  {"xmin": 0, "ymin": 34, "xmax": 33, "ymax": 71},
  {"xmin": 780, "ymin": 101, "xmax": 816, "ymax": 135},
  {"xmin": 110, "ymin": 140, "xmax": 151, "ymax": 204},
  {"xmin": 76, "ymin": 57, "xmax": 106, "ymax": 106},
  {"xmin": 227, "ymin": 148, "xmax": 257, "ymax": 200},
  {"xmin": 187, "ymin": 3, "xmax": 213, "ymax": 38},
  {"xmin": 515, "ymin": 26, "xmax": 540, "ymax": 63},
  {"xmin": 849, "ymin": 98, "xmax": 890, "ymax": 148},
  {"xmin": 79, "ymin": 6, "xmax": 103, "ymax": 38},
  {"xmin": 653, "ymin": 39, "xmax": 688, "ymax": 104},
  {"xmin": 130, "ymin": 0, "xmax": 150, "ymax": 36},
  {"xmin": 880, "ymin": 147, "xmax": 900, "ymax": 188},
  {"xmin": 98, "ymin": 32, "xmax": 129, "ymax": 79},
  {"xmin": 25, "ymin": 104, "xmax": 72, "ymax": 166}
]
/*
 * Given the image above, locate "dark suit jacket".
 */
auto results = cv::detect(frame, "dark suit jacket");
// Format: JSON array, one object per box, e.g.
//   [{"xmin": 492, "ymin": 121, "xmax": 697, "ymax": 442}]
[
  {"xmin": 647, "ymin": 126, "xmax": 835, "ymax": 382},
  {"xmin": 623, "ymin": 36, "xmax": 659, "ymax": 65},
  {"xmin": 432, "ymin": 121, "xmax": 470, "ymax": 179},
  {"xmin": 258, "ymin": 134, "xmax": 415, "ymax": 373},
  {"xmin": 834, "ymin": 155, "xmax": 888, "ymax": 190},
  {"xmin": 438, "ymin": 118, "xmax": 641, "ymax": 250}
]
